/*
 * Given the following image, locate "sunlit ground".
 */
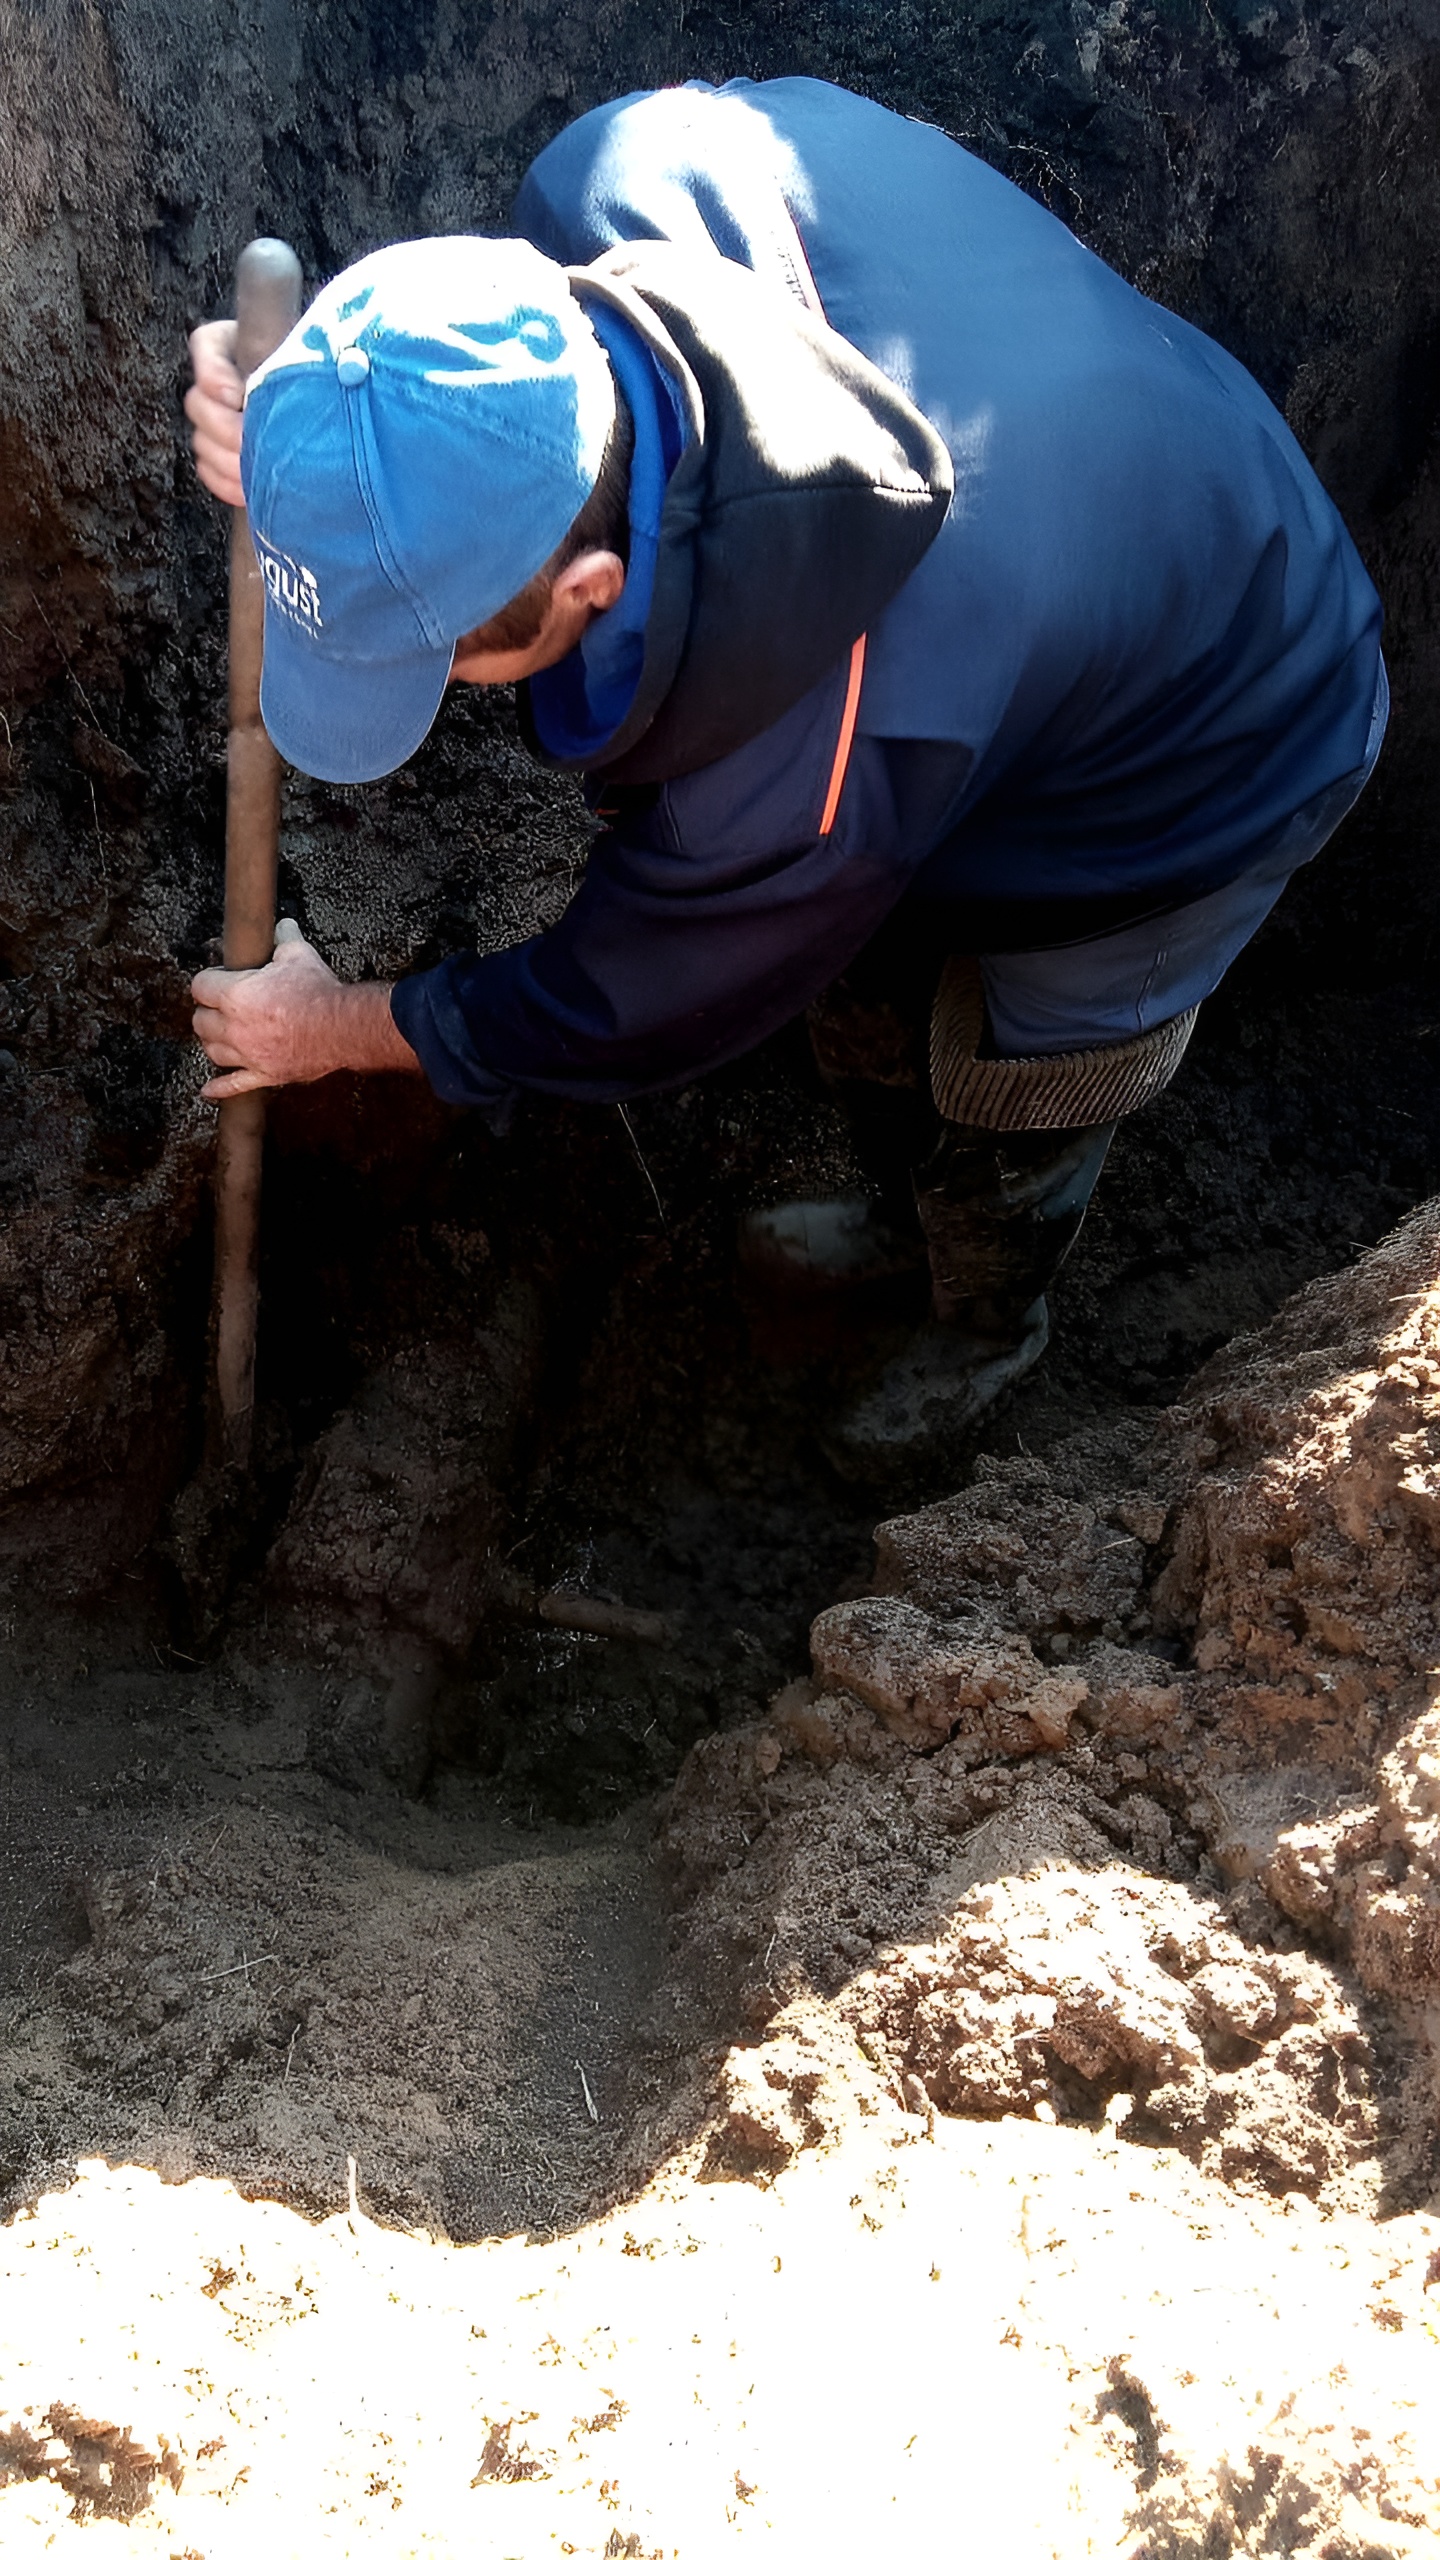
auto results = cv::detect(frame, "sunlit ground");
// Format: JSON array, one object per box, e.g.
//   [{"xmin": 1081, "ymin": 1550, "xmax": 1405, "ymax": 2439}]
[{"xmin": 2, "ymin": 2086, "xmax": 1438, "ymax": 2556}]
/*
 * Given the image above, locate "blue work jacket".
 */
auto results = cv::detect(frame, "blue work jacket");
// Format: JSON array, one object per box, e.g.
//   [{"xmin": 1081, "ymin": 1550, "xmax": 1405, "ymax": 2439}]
[{"xmin": 392, "ymin": 79, "xmax": 1382, "ymax": 1112}]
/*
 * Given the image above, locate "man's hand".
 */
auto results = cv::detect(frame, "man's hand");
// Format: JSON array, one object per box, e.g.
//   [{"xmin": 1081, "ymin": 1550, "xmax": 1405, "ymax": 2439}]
[
  {"xmin": 191, "ymin": 919, "xmax": 422, "ymax": 1097},
  {"xmin": 185, "ymin": 320, "xmax": 247, "ymax": 507}
]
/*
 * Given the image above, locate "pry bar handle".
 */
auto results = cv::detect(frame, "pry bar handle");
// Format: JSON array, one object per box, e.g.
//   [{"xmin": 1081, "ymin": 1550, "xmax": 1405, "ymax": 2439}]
[{"xmin": 212, "ymin": 236, "xmax": 302, "ymax": 1468}]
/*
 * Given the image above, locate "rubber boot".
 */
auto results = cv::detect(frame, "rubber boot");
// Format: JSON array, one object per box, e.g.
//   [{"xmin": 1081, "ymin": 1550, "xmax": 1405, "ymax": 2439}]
[{"xmin": 825, "ymin": 1119, "xmax": 1115, "ymax": 1488}]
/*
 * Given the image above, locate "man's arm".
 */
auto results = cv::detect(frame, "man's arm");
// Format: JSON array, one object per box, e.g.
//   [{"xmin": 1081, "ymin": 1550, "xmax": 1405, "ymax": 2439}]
[
  {"xmin": 191, "ymin": 919, "xmax": 422, "ymax": 1097},
  {"xmin": 390, "ymin": 675, "xmax": 952, "ymax": 1113}
]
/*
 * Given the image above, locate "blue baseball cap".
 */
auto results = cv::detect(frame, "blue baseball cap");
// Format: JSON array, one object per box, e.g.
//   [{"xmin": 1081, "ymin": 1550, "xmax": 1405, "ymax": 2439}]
[{"xmin": 240, "ymin": 237, "xmax": 617, "ymax": 783}]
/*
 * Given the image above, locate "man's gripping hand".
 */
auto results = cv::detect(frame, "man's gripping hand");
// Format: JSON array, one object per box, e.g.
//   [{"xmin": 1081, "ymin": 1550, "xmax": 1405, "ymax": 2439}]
[
  {"xmin": 185, "ymin": 320, "xmax": 247, "ymax": 507},
  {"xmin": 192, "ymin": 920, "xmax": 422, "ymax": 1098}
]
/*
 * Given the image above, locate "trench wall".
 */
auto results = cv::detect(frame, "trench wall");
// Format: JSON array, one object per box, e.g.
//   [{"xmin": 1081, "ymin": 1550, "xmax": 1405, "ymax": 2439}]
[{"xmin": 3, "ymin": 0, "xmax": 1440, "ymax": 1550}]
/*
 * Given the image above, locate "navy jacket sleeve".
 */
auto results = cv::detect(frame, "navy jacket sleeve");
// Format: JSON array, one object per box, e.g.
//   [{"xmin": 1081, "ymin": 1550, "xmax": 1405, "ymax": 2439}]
[{"xmin": 390, "ymin": 665, "xmax": 943, "ymax": 1112}]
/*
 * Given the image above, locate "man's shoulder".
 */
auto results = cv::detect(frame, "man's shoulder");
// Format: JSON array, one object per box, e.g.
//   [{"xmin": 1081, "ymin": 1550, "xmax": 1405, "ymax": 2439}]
[{"xmin": 513, "ymin": 80, "xmax": 942, "ymax": 262}]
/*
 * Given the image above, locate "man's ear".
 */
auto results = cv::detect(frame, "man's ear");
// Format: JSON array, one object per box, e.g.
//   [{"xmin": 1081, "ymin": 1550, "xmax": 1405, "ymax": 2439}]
[{"xmin": 555, "ymin": 549, "xmax": 626, "ymax": 616}]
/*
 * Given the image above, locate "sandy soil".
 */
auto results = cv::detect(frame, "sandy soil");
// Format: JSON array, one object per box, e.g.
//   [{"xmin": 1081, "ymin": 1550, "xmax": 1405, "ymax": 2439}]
[
  {"xmin": 6, "ymin": 1205, "xmax": 1440, "ymax": 2553},
  {"xmin": 2, "ymin": 2103, "xmax": 1437, "ymax": 2558}
]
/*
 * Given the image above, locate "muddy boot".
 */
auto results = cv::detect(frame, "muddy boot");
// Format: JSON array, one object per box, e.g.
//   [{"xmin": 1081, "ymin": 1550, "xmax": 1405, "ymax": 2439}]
[
  {"xmin": 825, "ymin": 1120, "xmax": 1115, "ymax": 1487},
  {"xmin": 915, "ymin": 1119, "xmax": 1117, "ymax": 1334},
  {"xmin": 804, "ymin": 947, "xmax": 1198, "ymax": 1483},
  {"xmin": 826, "ymin": 957, "xmax": 1202, "ymax": 1488}
]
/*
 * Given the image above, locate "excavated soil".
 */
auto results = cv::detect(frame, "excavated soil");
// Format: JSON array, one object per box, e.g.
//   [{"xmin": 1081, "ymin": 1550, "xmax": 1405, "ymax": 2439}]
[
  {"xmin": 665, "ymin": 1200, "xmax": 1440, "ymax": 2223},
  {"xmin": 9, "ymin": 1, "xmax": 1440, "ymax": 2546},
  {"xmin": 6, "ymin": 1200, "xmax": 1440, "ymax": 2550}
]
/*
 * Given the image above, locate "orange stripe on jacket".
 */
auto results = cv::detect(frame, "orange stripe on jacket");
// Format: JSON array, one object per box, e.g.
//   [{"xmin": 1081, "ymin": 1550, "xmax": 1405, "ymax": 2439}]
[{"xmin": 819, "ymin": 634, "xmax": 867, "ymax": 836}]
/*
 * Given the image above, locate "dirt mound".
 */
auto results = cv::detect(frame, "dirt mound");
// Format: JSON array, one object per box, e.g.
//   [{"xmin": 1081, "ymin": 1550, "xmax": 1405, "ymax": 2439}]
[
  {"xmin": 0, "ymin": 1759, "xmax": 674, "ymax": 2242},
  {"xmin": 1157, "ymin": 1203, "xmax": 1440, "ymax": 2110},
  {"xmin": 664, "ymin": 1652, "xmax": 1399, "ymax": 2211},
  {"xmin": 665, "ymin": 1205, "xmax": 1440, "ymax": 2212},
  {"xmin": 849, "ymin": 1850, "xmax": 1381, "ymax": 2198},
  {"xmin": 1158, "ymin": 1194, "xmax": 1440, "ymax": 1695}
]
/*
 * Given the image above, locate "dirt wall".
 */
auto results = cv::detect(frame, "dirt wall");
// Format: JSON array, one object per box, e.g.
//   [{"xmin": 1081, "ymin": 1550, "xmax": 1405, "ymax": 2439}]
[{"xmin": 4, "ymin": 0, "xmax": 1440, "ymax": 1572}]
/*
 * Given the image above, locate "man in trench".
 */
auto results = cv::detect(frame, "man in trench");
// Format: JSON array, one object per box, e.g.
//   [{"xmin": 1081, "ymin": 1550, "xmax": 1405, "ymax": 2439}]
[{"xmin": 187, "ymin": 76, "xmax": 1386, "ymax": 1478}]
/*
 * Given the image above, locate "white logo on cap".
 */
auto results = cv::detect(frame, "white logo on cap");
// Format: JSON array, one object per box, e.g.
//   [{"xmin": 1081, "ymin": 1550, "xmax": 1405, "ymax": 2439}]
[{"xmin": 256, "ymin": 539, "xmax": 324, "ymax": 636}]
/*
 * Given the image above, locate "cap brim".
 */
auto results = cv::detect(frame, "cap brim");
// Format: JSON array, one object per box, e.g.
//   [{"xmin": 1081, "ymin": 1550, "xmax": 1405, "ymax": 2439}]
[{"xmin": 258, "ymin": 600, "xmax": 453, "ymax": 784}]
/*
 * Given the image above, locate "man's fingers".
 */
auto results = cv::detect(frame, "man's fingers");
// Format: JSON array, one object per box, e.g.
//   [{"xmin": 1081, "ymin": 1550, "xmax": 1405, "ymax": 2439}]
[
  {"xmin": 186, "ymin": 411, "xmax": 243, "ymax": 455},
  {"xmin": 185, "ymin": 386, "xmax": 246, "ymax": 507},
  {"xmin": 202, "ymin": 1067, "xmax": 273, "ymax": 1100},
  {"xmin": 270, "ymin": 919, "xmax": 319, "ymax": 968},
  {"xmin": 187, "ymin": 411, "xmax": 243, "ymax": 472},
  {"xmin": 184, "ymin": 379, "xmax": 237, "ymax": 429},
  {"xmin": 192, "ymin": 935, "xmax": 314, "ymax": 1014},
  {"xmin": 190, "ymin": 965, "xmax": 242, "ymax": 1006},
  {"xmin": 189, "ymin": 423, "xmax": 242, "ymax": 472},
  {"xmin": 195, "ymin": 466, "xmax": 245, "ymax": 509},
  {"xmin": 187, "ymin": 441, "xmax": 245, "ymax": 506},
  {"xmin": 195, "ymin": 1032, "xmax": 248, "ymax": 1069},
  {"xmin": 190, "ymin": 928, "xmax": 343, "ymax": 1092},
  {"xmin": 188, "ymin": 320, "xmax": 243, "ymax": 404},
  {"xmin": 185, "ymin": 328, "xmax": 246, "ymax": 506}
]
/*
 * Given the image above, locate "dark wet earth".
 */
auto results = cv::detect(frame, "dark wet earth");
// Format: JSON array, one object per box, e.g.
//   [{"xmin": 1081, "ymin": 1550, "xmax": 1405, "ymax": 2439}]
[
  {"xmin": 13, "ymin": 814, "xmax": 1440, "ymax": 1843},
  {"xmin": 3, "ymin": 847, "xmax": 1438, "ymax": 2235},
  {"xmin": 427, "ymin": 941, "xmax": 1440, "ymax": 1824}
]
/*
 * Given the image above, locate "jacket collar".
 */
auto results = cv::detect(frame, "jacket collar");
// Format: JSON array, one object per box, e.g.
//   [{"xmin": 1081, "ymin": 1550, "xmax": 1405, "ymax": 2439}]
[{"xmin": 520, "ymin": 242, "xmax": 953, "ymax": 781}]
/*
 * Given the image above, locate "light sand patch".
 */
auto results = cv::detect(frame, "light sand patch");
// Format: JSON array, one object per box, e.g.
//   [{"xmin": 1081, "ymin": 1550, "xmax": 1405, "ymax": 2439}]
[{"xmin": 1, "ymin": 2097, "xmax": 1437, "ymax": 2558}]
